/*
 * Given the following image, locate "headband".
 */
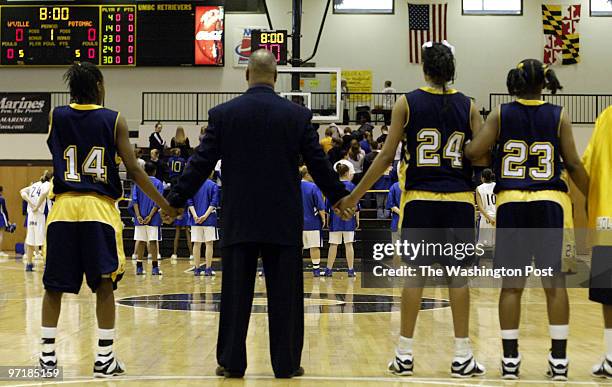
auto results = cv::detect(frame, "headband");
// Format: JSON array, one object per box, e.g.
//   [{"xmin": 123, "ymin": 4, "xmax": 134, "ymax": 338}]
[{"xmin": 422, "ymin": 40, "xmax": 456, "ymax": 55}]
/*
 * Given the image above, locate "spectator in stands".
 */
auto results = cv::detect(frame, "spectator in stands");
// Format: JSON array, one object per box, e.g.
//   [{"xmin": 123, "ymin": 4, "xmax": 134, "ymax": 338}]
[
  {"xmin": 342, "ymin": 127, "xmax": 354, "ymax": 150},
  {"xmin": 376, "ymin": 125, "xmax": 389, "ymax": 144},
  {"xmin": 356, "ymin": 114, "xmax": 374, "ymax": 138},
  {"xmin": 347, "ymin": 139, "xmax": 365, "ymax": 182},
  {"xmin": 359, "ymin": 131, "xmax": 373, "ymax": 154},
  {"xmin": 320, "ymin": 127, "xmax": 335, "ymax": 154},
  {"xmin": 171, "ymin": 126, "xmax": 192, "ymax": 159},
  {"xmin": 149, "ymin": 149, "xmax": 165, "ymax": 182},
  {"xmin": 149, "ymin": 121, "xmax": 166, "ymax": 152},
  {"xmin": 199, "ymin": 126, "xmax": 207, "ymax": 142},
  {"xmin": 341, "ymin": 79, "xmax": 350, "ymax": 124},
  {"xmin": 327, "ymin": 137, "xmax": 345, "ymax": 165},
  {"xmin": 135, "ymin": 148, "xmax": 145, "ymax": 170},
  {"xmin": 382, "ymin": 80, "xmax": 397, "ymax": 124}
]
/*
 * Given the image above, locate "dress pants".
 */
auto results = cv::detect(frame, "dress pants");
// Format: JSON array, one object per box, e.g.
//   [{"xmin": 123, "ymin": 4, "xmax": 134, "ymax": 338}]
[{"xmin": 216, "ymin": 243, "xmax": 304, "ymax": 377}]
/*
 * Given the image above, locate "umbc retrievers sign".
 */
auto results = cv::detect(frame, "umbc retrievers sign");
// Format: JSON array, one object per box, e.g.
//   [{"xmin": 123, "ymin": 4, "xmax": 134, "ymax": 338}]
[{"xmin": 0, "ymin": 93, "xmax": 51, "ymax": 134}]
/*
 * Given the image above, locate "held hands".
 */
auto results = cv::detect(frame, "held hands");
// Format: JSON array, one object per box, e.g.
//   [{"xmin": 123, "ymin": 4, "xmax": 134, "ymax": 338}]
[
  {"xmin": 160, "ymin": 204, "xmax": 181, "ymax": 224},
  {"xmin": 333, "ymin": 194, "xmax": 359, "ymax": 221}
]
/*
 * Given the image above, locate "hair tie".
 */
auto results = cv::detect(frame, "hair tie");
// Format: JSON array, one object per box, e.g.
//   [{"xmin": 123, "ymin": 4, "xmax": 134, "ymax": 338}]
[
  {"xmin": 421, "ymin": 40, "xmax": 456, "ymax": 55},
  {"xmin": 517, "ymin": 62, "xmax": 525, "ymax": 70}
]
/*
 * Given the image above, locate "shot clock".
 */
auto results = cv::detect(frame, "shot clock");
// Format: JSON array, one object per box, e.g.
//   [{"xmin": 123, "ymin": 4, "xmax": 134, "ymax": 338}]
[
  {"xmin": 0, "ymin": 2, "xmax": 225, "ymax": 67},
  {"xmin": 250, "ymin": 30, "xmax": 288, "ymax": 65}
]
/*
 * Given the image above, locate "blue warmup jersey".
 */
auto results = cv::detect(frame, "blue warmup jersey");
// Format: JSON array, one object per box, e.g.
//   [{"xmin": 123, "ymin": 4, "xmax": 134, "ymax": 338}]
[
  {"xmin": 327, "ymin": 180, "xmax": 359, "ymax": 232},
  {"xmin": 403, "ymin": 88, "xmax": 473, "ymax": 192},
  {"xmin": 301, "ymin": 180, "xmax": 325, "ymax": 231},
  {"xmin": 168, "ymin": 156, "xmax": 186, "ymax": 179},
  {"xmin": 132, "ymin": 176, "xmax": 164, "ymax": 226},
  {"xmin": 188, "ymin": 179, "xmax": 219, "ymax": 227},
  {"xmin": 386, "ymin": 182, "xmax": 401, "ymax": 232},
  {"xmin": 47, "ymin": 104, "xmax": 123, "ymax": 200},
  {"xmin": 0, "ymin": 196, "xmax": 8, "ymax": 228},
  {"xmin": 495, "ymin": 100, "xmax": 567, "ymax": 192}
]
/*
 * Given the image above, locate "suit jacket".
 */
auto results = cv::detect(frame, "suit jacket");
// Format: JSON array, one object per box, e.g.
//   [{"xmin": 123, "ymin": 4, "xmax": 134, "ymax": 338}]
[{"xmin": 167, "ymin": 85, "xmax": 349, "ymax": 247}]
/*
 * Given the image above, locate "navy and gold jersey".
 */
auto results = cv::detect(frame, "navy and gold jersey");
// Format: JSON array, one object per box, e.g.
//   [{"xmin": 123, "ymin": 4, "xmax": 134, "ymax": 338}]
[
  {"xmin": 494, "ymin": 100, "xmax": 567, "ymax": 193},
  {"xmin": 403, "ymin": 87, "xmax": 473, "ymax": 192},
  {"xmin": 47, "ymin": 104, "xmax": 123, "ymax": 200}
]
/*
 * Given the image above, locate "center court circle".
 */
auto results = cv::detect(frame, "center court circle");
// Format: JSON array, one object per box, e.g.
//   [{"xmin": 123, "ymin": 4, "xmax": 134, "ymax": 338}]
[{"xmin": 117, "ymin": 292, "xmax": 450, "ymax": 313}]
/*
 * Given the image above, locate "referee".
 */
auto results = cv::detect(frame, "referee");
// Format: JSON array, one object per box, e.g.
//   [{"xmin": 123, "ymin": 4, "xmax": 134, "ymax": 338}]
[{"xmin": 166, "ymin": 49, "xmax": 349, "ymax": 378}]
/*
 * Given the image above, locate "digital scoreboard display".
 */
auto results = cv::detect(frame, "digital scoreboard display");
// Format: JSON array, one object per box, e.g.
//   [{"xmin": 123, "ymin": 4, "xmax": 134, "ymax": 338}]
[
  {"xmin": 0, "ymin": 2, "xmax": 224, "ymax": 67},
  {"xmin": 251, "ymin": 30, "xmax": 288, "ymax": 65}
]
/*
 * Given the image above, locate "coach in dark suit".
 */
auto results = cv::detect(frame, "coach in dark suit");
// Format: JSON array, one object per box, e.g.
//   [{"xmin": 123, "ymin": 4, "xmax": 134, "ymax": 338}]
[{"xmin": 166, "ymin": 50, "xmax": 349, "ymax": 378}]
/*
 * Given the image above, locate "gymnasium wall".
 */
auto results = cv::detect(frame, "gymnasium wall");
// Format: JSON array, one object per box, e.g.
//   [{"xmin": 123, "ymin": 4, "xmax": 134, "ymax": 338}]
[{"xmin": 0, "ymin": 0, "xmax": 608, "ymax": 160}]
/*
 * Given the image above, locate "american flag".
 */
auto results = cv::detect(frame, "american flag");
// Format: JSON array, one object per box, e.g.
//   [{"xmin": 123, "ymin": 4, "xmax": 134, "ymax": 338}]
[{"xmin": 408, "ymin": 3, "xmax": 448, "ymax": 64}]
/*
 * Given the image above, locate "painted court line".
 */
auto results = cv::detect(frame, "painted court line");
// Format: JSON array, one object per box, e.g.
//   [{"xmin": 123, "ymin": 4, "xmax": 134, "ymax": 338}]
[{"xmin": 4, "ymin": 374, "xmax": 612, "ymax": 387}]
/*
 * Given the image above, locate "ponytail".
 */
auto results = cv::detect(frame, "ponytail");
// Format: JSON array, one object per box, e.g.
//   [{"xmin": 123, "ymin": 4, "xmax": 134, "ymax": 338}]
[
  {"xmin": 544, "ymin": 67, "xmax": 563, "ymax": 95},
  {"xmin": 507, "ymin": 59, "xmax": 563, "ymax": 97}
]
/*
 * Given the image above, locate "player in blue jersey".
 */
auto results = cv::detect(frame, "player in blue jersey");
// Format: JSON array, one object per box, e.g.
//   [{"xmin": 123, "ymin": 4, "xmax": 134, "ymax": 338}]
[
  {"xmin": 168, "ymin": 148, "xmax": 187, "ymax": 186},
  {"xmin": 323, "ymin": 163, "xmax": 359, "ymax": 278},
  {"xmin": 188, "ymin": 174, "xmax": 220, "ymax": 276},
  {"xmin": 466, "ymin": 59, "xmax": 589, "ymax": 380},
  {"xmin": 386, "ymin": 182, "xmax": 402, "ymax": 266},
  {"xmin": 40, "ymin": 62, "xmax": 174, "ymax": 378},
  {"xmin": 300, "ymin": 166, "xmax": 326, "ymax": 277},
  {"xmin": 132, "ymin": 162, "xmax": 165, "ymax": 276},
  {"xmin": 0, "ymin": 186, "xmax": 15, "ymax": 257},
  {"xmin": 336, "ymin": 42, "xmax": 486, "ymax": 377}
]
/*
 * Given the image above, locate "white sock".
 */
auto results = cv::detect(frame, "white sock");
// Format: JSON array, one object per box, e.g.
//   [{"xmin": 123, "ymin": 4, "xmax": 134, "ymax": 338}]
[
  {"xmin": 98, "ymin": 328, "xmax": 115, "ymax": 356},
  {"xmin": 41, "ymin": 326, "xmax": 57, "ymax": 353},
  {"xmin": 454, "ymin": 337, "xmax": 472, "ymax": 359},
  {"xmin": 549, "ymin": 325, "xmax": 569, "ymax": 340},
  {"xmin": 501, "ymin": 329, "xmax": 519, "ymax": 340},
  {"xmin": 397, "ymin": 336, "xmax": 413, "ymax": 356},
  {"xmin": 605, "ymin": 329, "xmax": 612, "ymax": 359}
]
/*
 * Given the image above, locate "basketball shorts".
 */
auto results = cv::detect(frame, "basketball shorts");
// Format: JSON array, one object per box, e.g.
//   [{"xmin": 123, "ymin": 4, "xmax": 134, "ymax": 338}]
[
  {"xmin": 43, "ymin": 193, "xmax": 125, "ymax": 294},
  {"xmin": 400, "ymin": 191, "xmax": 476, "ymax": 267},
  {"xmin": 589, "ymin": 244, "xmax": 612, "ymax": 304},
  {"xmin": 25, "ymin": 212, "xmax": 46, "ymax": 247},
  {"xmin": 174, "ymin": 211, "xmax": 190, "ymax": 227},
  {"xmin": 191, "ymin": 226, "xmax": 218, "ymax": 243},
  {"xmin": 134, "ymin": 225, "xmax": 159, "ymax": 242},
  {"xmin": 494, "ymin": 191, "xmax": 575, "ymax": 274},
  {"xmin": 302, "ymin": 230, "xmax": 322, "ymax": 249},
  {"xmin": 329, "ymin": 231, "xmax": 354, "ymax": 245}
]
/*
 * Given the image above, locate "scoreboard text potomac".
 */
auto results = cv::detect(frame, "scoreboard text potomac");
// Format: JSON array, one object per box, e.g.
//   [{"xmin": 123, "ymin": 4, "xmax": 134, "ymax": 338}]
[{"xmin": 0, "ymin": 2, "xmax": 225, "ymax": 67}]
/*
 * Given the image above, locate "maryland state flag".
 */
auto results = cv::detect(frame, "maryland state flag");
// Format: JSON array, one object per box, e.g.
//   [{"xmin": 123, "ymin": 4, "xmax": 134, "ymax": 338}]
[{"xmin": 542, "ymin": 4, "xmax": 581, "ymax": 65}]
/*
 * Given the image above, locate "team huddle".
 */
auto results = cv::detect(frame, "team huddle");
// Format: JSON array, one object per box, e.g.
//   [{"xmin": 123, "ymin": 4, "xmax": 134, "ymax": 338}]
[{"xmin": 22, "ymin": 39, "xmax": 612, "ymax": 380}]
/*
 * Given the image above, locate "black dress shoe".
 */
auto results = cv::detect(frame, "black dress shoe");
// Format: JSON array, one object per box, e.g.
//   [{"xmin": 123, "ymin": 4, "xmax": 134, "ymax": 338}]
[
  {"xmin": 215, "ymin": 365, "xmax": 244, "ymax": 378},
  {"xmin": 292, "ymin": 367, "xmax": 305, "ymax": 377},
  {"xmin": 275, "ymin": 366, "xmax": 305, "ymax": 378}
]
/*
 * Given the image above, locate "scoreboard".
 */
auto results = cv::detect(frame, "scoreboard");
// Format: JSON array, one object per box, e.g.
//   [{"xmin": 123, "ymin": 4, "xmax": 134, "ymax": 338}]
[
  {"xmin": 251, "ymin": 30, "xmax": 288, "ymax": 65},
  {"xmin": 0, "ymin": 2, "xmax": 224, "ymax": 67}
]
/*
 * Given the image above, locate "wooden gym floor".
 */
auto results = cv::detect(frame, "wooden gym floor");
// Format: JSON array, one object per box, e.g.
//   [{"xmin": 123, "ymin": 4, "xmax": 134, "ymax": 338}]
[{"xmin": 0, "ymin": 254, "xmax": 611, "ymax": 387}]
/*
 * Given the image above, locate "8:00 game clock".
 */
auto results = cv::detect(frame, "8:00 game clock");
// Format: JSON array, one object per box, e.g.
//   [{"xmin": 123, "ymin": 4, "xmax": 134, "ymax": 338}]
[
  {"xmin": 0, "ymin": 2, "xmax": 225, "ymax": 67},
  {"xmin": 250, "ymin": 30, "xmax": 288, "ymax": 65}
]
